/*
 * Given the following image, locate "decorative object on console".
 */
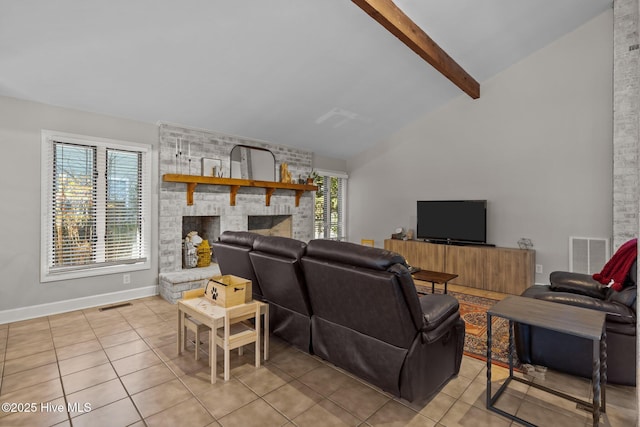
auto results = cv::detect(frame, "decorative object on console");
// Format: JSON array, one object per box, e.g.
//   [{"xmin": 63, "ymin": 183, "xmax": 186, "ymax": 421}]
[
  {"xmin": 202, "ymin": 158, "xmax": 222, "ymax": 178},
  {"xmin": 391, "ymin": 227, "xmax": 405, "ymax": 240},
  {"xmin": 175, "ymin": 138, "xmax": 183, "ymax": 174},
  {"xmin": 174, "ymin": 138, "xmax": 194, "ymax": 174},
  {"xmin": 517, "ymin": 238, "xmax": 533, "ymax": 249},
  {"xmin": 280, "ymin": 162, "xmax": 292, "ymax": 183},
  {"xmin": 361, "ymin": 239, "xmax": 374, "ymax": 247},
  {"xmin": 306, "ymin": 170, "xmax": 318, "ymax": 185}
]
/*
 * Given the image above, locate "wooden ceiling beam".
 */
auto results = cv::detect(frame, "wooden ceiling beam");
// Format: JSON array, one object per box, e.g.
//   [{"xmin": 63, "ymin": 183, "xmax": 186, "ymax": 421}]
[{"xmin": 352, "ymin": 0, "xmax": 480, "ymax": 99}]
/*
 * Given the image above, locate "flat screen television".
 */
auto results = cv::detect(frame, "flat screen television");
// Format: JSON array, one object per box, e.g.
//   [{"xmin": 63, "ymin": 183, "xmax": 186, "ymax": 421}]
[{"xmin": 416, "ymin": 200, "xmax": 487, "ymax": 244}]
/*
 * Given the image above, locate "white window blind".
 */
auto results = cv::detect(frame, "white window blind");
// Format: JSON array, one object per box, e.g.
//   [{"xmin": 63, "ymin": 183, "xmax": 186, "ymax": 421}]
[
  {"xmin": 313, "ymin": 169, "xmax": 347, "ymax": 241},
  {"xmin": 105, "ymin": 149, "xmax": 144, "ymax": 262},
  {"xmin": 51, "ymin": 142, "xmax": 97, "ymax": 268},
  {"xmin": 41, "ymin": 131, "xmax": 151, "ymax": 282}
]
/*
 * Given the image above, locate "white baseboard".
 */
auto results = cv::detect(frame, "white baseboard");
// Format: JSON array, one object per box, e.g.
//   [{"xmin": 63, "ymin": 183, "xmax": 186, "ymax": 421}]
[{"xmin": 0, "ymin": 285, "xmax": 159, "ymax": 325}]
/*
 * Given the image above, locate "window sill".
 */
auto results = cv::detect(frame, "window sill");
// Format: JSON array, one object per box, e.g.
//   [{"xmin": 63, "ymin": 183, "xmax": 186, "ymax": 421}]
[{"xmin": 41, "ymin": 261, "xmax": 150, "ymax": 283}]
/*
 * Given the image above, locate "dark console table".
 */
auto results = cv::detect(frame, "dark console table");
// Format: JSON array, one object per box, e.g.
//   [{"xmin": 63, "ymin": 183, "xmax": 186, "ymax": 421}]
[{"xmin": 487, "ymin": 296, "xmax": 606, "ymax": 427}]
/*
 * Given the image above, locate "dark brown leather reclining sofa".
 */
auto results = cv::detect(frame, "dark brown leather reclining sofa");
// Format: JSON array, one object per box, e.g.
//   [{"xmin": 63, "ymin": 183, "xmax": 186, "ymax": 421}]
[
  {"xmin": 515, "ymin": 260, "xmax": 636, "ymax": 386},
  {"xmin": 212, "ymin": 231, "xmax": 465, "ymax": 402}
]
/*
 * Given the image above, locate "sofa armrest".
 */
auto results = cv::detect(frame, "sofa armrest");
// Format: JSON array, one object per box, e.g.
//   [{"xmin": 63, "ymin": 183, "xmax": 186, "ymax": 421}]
[
  {"xmin": 418, "ymin": 294, "xmax": 461, "ymax": 344},
  {"xmin": 535, "ymin": 292, "xmax": 636, "ymax": 324},
  {"xmin": 419, "ymin": 294, "xmax": 459, "ymax": 331},
  {"xmin": 549, "ymin": 271, "xmax": 608, "ymax": 299}
]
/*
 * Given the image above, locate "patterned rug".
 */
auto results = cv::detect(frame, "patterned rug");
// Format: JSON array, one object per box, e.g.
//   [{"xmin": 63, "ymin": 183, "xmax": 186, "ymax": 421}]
[{"xmin": 416, "ymin": 285, "xmax": 516, "ymax": 367}]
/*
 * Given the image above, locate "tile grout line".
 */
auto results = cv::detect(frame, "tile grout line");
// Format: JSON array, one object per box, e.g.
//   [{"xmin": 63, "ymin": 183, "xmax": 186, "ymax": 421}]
[
  {"xmin": 45, "ymin": 314, "xmax": 77, "ymax": 427},
  {"xmin": 0, "ymin": 324, "xmax": 7, "ymax": 397},
  {"xmin": 81, "ymin": 303, "xmax": 149, "ymax": 427},
  {"xmin": 136, "ymin": 299, "xmax": 216, "ymax": 424},
  {"xmin": 111, "ymin": 301, "xmax": 154, "ymax": 427}
]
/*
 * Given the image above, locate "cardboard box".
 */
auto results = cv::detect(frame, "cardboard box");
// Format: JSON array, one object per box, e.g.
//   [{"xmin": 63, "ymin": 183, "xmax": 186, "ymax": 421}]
[{"xmin": 205, "ymin": 275, "xmax": 251, "ymax": 307}]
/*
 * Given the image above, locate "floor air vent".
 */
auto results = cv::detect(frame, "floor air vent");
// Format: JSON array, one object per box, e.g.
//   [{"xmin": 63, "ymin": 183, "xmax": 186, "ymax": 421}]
[
  {"xmin": 569, "ymin": 237, "xmax": 609, "ymax": 274},
  {"xmin": 99, "ymin": 302, "xmax": 132, "ymax": 311}
]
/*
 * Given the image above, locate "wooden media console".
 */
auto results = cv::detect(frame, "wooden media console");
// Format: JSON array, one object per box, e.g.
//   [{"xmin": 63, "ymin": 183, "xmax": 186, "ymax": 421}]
[{"xmin": 384, "ymin": 239, "xmax": 535, "ymax": 295}]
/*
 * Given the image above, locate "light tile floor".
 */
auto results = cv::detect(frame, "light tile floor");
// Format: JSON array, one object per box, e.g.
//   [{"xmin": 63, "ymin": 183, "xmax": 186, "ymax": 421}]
[{"xmin": 0, "ymin": 293, "xmax": 636, "ymax": 427}]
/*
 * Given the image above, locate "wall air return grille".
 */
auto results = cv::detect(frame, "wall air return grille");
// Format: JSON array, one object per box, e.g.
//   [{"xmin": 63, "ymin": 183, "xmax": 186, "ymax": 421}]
[{"xmin": 569, "ymin": 237, "xmax": 610, "ymax": 274}]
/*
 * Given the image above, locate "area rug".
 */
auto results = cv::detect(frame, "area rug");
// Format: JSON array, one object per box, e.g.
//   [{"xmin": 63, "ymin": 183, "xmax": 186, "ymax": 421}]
[{"xmin": 415, "ymin": 285, "xmax": 517, "ymax": 367}]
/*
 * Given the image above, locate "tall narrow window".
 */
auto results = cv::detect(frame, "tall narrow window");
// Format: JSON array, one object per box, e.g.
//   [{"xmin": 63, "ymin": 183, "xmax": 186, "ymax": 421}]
[
  {"xmin": 42, "ymin": 131, "xmax": 151, "ymax": 282},
  {"xmin": 52, "ymin": 143, "xmax": 97, "ymax": 267},
  {"xmin": 106, "ymin": 149, "xmax": 143, "ymax": 262},
  {"xmin": 314, "ymin": 170, "xmax": 348, "ymax": 241}
]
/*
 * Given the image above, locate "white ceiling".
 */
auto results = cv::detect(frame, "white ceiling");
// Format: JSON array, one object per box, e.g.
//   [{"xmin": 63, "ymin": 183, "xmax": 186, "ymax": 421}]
[{"xmin": 0, "ymin": 0, "xmax": 612, "ymax": 159}]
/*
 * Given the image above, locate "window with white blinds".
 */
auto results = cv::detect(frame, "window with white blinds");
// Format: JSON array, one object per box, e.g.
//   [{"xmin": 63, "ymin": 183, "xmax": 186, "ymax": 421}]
[
  {"xmin": 313, "ymin": 169, "xmax": 347, "ymax": 241},
  {"xmin": 41, "ymin": 131, "xmax": 151, "ymax": 282}
]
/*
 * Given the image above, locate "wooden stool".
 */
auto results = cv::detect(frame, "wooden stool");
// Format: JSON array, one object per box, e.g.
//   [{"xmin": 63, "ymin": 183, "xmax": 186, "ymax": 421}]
[
  {"xmin": 184, "ymin": 316, "xmax": 210, "ymax": 361},
  {"xmin": 182, "ymin": 288, "xmax": 211, "ymax": 362}
]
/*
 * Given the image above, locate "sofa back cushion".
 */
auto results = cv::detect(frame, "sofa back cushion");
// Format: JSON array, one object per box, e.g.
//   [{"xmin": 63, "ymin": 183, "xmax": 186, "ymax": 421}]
[
  {"xmin": 211, "ymin": 231, "xmax": 262, "ymax": 298},
  {"xmin": 304, "ymin": 239, "xmax": 406, "ymax": 270},
  {"xmin": 250, "ymin": 235, "xmax": 311, "ymax": 315},
  {"xmin": 302, "ymin": 240, "xmax": 420, "ymax": 348}
]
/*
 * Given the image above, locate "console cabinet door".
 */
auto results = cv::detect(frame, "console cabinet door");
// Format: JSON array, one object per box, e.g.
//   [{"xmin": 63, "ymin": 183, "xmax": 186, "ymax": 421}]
[
  {"xmin": 384, "ymin": 240, "xmax": 445, "ymax": 272},
  {"xmin": 485, "ymin": 248, "xmax": 535, "ymax": 294},
  {"xmin": 444, "ymin": 245, "xmax": 485, "ymax": 288}
]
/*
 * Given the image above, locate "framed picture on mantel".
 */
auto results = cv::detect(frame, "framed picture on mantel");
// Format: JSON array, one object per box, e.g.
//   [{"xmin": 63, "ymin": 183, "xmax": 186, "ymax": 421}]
[{"xmin": 202, "ymin": 158, "xmax": 222, "ymax": 177}]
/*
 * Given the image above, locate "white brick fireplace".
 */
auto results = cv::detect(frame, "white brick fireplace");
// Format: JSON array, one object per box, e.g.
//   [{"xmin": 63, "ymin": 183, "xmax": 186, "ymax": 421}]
[{"xmin": 159, "ymin": 123, "xmax": 314, "ymax": 276}]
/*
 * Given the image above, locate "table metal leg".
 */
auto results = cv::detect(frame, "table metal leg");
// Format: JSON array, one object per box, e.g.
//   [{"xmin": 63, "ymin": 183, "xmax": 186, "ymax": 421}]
[
  {"xmin": 601, "ymin": 330, "xmax": 607, "ymax": 413},
  {"xmin": 508, "ymin": 320, "xmax": 514, "ymax": 378},
  {"xmin": 431, "ymin": 281, "xmax": 435, "ymax": 294},
  {"xmin": 443, "ymin": 281, "xmax": 448, "ymax": 294},
  {"xmin": 486, "ymin": 312, "xmax": 492, "ymax": 408},
  {"xmin": 592, "ymin": 338, "xmax": 601, "ymax": 426}
]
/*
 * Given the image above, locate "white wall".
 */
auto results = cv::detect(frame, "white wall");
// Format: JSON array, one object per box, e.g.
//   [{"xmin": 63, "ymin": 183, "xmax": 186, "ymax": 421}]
[
  {"xmin": 347, "ymin": 11, "xmax": 614, "ymax": 285},
  {"xmin": 0, "ymin": 96, "xmax": 159, "ymax": 319},
  {"xmin": 313, "ymin": 153, "xmax": 347, "ymax": 172}
]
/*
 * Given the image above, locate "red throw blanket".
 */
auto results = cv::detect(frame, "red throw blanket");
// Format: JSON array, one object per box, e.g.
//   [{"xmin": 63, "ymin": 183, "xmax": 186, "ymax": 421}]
[{"xmin": 593, "ymin": 238, "xmax": 637, "ymax": 291}]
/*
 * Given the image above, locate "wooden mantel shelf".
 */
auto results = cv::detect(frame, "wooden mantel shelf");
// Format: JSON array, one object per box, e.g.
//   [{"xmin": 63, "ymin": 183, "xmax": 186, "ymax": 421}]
[{"xmin": 162, "ymin": 174, "xmax": 318, "ymax": 207}]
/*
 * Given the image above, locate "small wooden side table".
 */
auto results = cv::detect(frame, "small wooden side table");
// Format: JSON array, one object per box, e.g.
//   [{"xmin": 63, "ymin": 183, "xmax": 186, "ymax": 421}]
[
  {"xmin": 177, "ymin": 297, "xmax": 269, "ymax": 383},
  {"xmin": 412, "ymin": 269, "xmax": 458, "ymax": 294}
]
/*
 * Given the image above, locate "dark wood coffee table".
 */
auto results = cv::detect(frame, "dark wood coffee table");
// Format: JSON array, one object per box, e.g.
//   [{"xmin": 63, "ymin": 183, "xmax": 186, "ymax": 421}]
[
  {"xmin": 412, "ymin": 269, "xmax": 458, "ymax": 294},
  {"xmin": 486, "ymin": 295, "xmax": 606, "ymax": 427}
]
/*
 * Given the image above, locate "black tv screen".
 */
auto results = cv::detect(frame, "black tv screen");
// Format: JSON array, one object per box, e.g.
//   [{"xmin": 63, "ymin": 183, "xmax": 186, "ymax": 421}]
[{"xmin": 416, "ymin": 200, "xmax": 487, "ymax": 244}]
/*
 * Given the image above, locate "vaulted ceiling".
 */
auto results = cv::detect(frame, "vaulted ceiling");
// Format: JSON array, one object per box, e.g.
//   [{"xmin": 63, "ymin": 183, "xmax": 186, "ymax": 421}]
[{"xmin": 0, "ymin": 0, "xmax": 611, "ymax": 159}]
